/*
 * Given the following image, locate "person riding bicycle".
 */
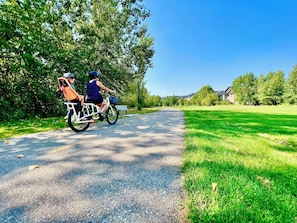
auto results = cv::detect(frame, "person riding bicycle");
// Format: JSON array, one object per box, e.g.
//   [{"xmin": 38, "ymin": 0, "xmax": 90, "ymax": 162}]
[{"xmin": 86, "ymin": 70, "xmax": 115, "ymax": 119}]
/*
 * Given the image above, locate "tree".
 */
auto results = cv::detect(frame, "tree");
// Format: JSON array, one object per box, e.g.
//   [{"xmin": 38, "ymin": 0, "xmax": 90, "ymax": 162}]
[
  {"xmin": 130, "ymin": 27, "xmax": 154, "ymax": 110},
  {"xmin": 145, "ymin": 95, "xmax": 162, "ymax": 107},
  {"xmin": 201, "ymin": 93, "xmax": 219, "ymax": 106},
  {"xmin": 255, "ymin": 74, "xmax": 266, "ymax": 104},
  {"xmin": 0, "ymin": 0, "xmax": 154, "ymax": 120},
  {"xmin": 0, "ymin": 0, "xmax": 61, "ymax": 119},
  {"xmin": 285, "ymin": 65, "xmax": 297, "ymax": 104},
  {"xmin": 178, "ymin": 97, "xmax": 185, "ymax": 106},
  {"xmin": 191, "ymin": 85, "xmax": 218, "ymax": 106},
  {"xmin": 162, "ymin": 96, "xmax": 179, "ymax": 106},
  {"xmin": 232, "ymin": 73, "xmax": 257, "ymax": 105},
  {"xmin": 259, "ymin": 71, "xmax": 285, "ymax": 105}
]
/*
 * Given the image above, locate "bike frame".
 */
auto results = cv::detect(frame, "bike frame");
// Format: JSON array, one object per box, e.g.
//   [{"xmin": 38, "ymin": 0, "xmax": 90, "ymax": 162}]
[
  {"xmin": 65, "ymin": 95, "xmax": 115, "ymax": 124},
  {"xmin": 65, "ymin": 102, "xmax": 101, "ymax": 123}
]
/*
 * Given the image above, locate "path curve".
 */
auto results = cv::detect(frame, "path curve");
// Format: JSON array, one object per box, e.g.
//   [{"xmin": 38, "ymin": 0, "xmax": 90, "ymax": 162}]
[{"xmin": 0, "ymin": 109, "xmax": 187, "ymax": 223}]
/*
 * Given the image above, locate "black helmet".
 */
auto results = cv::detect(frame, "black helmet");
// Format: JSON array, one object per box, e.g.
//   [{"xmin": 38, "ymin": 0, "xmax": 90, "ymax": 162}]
[
  {"xmin": 63, "ymin": 72, "xmax": 75, "ymax": 78},
  {"xmin": 89, "ymin": 71, "xmax": 100, "ymax": 78}
]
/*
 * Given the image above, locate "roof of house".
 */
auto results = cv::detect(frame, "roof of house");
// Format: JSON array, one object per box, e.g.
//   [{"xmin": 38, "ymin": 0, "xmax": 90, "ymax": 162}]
[
  {"xmin": 225, "ymin": 86, "xmax": 232, "ymax": 93},
  {"xmin": 215, "ymin": 91, "xmax": 226, "ymax": 96}
]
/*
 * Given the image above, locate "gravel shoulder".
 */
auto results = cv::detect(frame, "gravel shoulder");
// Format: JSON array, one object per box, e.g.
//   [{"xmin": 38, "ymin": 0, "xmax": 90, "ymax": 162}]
[{"xmin": 0, "ymin": 109, "xmax": 187, "ymax": 223}]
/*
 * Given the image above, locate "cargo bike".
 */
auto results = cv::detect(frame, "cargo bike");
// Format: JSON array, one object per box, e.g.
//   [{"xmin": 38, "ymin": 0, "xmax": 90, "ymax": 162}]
[{"xmin": 58, "ymin": 77, "xmax": 119, "ymax": 132}]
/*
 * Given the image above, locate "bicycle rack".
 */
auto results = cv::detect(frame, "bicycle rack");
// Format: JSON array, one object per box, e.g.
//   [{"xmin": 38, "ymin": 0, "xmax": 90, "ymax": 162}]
[{"xmin": 65, "ymin": 102, "xmax": 101, "ymax": 123}]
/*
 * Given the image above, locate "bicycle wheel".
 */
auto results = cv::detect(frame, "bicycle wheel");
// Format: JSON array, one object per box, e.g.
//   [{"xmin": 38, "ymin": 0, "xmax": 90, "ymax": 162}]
[
  {"xmin": 105, "ymin": 105, "xmax": 119, "ymax": 125},
  {"xmin": 68, "ymin": 110, "xmax": 90, "ymax": 132}
]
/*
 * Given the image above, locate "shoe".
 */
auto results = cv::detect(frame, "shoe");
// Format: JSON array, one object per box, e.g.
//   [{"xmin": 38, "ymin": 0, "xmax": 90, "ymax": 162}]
[{"xmin": 99, "ymin": 114, "xmax": 104, "ymax": 121}]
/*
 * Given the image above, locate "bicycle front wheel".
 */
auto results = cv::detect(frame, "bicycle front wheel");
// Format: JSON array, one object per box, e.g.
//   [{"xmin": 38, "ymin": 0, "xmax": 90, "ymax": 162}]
[
  {"xmin": 105, "ymin": 105, "xmax": 119, "ymax": 125},
  {"xmin": 68, "ymin": 110, "xmax": 90, "ymax": 132}
]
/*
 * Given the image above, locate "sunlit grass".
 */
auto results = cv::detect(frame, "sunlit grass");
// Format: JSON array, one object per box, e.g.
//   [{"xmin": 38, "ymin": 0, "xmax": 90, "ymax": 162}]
[
  {"xmin": 0, "ymin": 117, "xmax": 68, "ymax": 139},
  {"xmin": 181, "ymin": 105, "xmax": 297, "ymax": 222}
]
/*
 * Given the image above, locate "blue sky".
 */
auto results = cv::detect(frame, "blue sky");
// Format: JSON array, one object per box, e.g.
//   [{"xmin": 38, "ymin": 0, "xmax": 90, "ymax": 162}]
[{"xmin": 143, "ymin": 0, "xmax": 297, "ymax": 97}]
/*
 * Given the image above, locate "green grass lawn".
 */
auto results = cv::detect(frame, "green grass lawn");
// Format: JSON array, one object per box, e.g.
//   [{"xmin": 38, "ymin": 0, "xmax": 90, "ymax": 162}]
[
  {"xmin": 0, "ymin": 117, "xmax": 68, "ymax": 140},
  {"xmin": 181, "ymin": 105, "xmax": 297, "ymax": 223}
]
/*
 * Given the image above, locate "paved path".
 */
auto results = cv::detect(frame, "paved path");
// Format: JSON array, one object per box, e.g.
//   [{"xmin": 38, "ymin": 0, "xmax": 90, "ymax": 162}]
[{"xmin": 0, "ymin": 109, "xmax": 186, "ymax": 223}]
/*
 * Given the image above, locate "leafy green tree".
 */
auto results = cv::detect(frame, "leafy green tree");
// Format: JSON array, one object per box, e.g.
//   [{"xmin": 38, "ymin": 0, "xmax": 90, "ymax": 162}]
[
  {"xmin": 0, "ymin": 0, "xmax": 154, "ymax": 121},
  {"xmin": 183, "ymin": 98, "xmax": 191, "ymax": 106},
  {"xmin": 178, "ymin": 98, "xmax": 185, "ymax": 106},
  {"xmin": 0, "ymin": 0, "xmax": 61, "ymax": 119},
  {"xmin": 232, "ymin": 73, "xmax": 257, "ymax": 105},
  {"xmin": 162, "ymin": 96, "xmax": 179, "ymax": 106},
  {"xmin": 119, "ymin": 81, "xmax": 137, "ymax": 108},
  {"xmin": 284, "ymin": 65, "xmax": 297, "ymax": 104},
  {"xmin": 191, "ymin": 85, "xmax": 218, "ymax": 106},
  {"xmin": 255, "ymin": 74, "xmax": 266, "ymax": 104},
  {"xmin": 130, "ymin": 29, "xmax": 154, "ymax": 110},
  {"xmin": 145, "ymin": 95, "xmax": 162, "ymax": 107},
  {"xmin": 259, "ymin": 71, "xmax": 285, "ymax": 105},
  {"xmin": 201, "ymin": 93, "xmax": 219, "ymax": 106}
]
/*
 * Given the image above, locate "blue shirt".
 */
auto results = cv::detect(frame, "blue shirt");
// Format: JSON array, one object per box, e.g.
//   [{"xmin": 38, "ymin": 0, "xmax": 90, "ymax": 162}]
[{"xmin": 86, "ymin": 80, "xmax": 101, "ymax": 100}]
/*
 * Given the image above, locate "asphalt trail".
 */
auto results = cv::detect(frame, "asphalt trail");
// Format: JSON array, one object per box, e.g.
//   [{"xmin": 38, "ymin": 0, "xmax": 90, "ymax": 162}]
[{"xmin": 0, "ymin": 109, "xmax": 186, "ymax": 223}]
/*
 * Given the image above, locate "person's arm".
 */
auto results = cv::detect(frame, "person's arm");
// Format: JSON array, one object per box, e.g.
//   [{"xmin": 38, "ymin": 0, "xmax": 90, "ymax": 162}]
[{"xmin": 97, "ymin": 81, "xmax": 115, "ymax": 93}]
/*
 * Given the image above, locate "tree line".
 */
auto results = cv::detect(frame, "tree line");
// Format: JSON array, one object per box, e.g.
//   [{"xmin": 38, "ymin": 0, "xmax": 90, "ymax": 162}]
[
  {"xmin": 232, "ymin": 66, "xmax": 297, "ymax": 105},
  {"xmin": 0, "ymin": 0, "xmax": 154, "ymax": 122},
  {"xmin": 146, "ymin": 65, "xmax": 297, "ymax": 107},
  {"xmin": 1, "ymin": 0, "xmax": 296, "ymax": 123}
]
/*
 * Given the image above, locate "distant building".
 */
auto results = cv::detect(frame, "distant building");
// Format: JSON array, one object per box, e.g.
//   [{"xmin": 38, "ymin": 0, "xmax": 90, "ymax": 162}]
[
  {"xmin": 181, "ymin": 87, "xmax": 235, "ymax": 104},
  {"xmin": 183, "ymin": 93, "xmax": 195, "ymax": 100},
  {"xmin": 215, "ymin": 86, "xmax": 235, "ymax": 104},
  {"xmin": 215, "ymin": 90, "xmax": 226, "ymax": 100},
  {"xmin": 225, "ymin": 86, "xmax": 235, "ymax": 104}
]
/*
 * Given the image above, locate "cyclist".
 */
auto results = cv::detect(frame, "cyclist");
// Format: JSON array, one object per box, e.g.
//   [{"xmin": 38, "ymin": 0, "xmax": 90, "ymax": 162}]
[{"xmin": 86, "ymin": 71, "xmax": 115, "ymax": 120}]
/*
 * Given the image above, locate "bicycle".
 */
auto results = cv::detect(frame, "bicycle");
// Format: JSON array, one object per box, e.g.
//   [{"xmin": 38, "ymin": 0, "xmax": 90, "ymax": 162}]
[
  {"xmin": 64, "ymin": 93, "xmax": 119, "ymax": 132},
  {"xmin": 57, "ymin": 76, "xmax": 119, "ymax": 132},
  {"xmin": 57, "ymin": 77, "xmax": 119, "ymax": 132}
]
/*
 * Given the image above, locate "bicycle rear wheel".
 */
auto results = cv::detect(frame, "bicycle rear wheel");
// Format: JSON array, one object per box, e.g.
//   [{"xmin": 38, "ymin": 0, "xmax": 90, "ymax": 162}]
[
  {"xmin": 68, "ymin": 110, "xmax": 90, "ymax": 132},
  {"xmin": 106, "ymin": 105, "xmax": 119, "ymax": 125}
]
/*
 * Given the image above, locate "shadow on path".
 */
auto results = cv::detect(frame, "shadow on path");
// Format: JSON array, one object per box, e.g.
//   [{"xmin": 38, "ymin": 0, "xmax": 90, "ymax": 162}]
[{"xmin": 0, "ymin": 109, "xmax": 186, "ymax": 223}]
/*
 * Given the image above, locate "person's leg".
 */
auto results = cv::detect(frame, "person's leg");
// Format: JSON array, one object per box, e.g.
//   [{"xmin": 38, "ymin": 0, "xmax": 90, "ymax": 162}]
[
  {"xmin": 92, "ymin": 96, "xmax": 105, "ymax": 121},
  {"xmin": 95, "ymin": 103, "xmax": 104, "ymax": 121},
  {"xmin": 94, "ymin": 95, "xmax": 105, "ymax": 113},
  {"xmin": 98, "ymin": 100, "xmax": 107, "ymax": 113},
  {"xmin": 79, "ymin": 95, "xmax": 84, "ymax": 106}
]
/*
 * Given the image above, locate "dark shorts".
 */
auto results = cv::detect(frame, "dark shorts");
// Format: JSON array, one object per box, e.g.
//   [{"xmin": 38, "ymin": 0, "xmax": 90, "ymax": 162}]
[{"xmin": 87, "ymin": 95, "xmax": 103, "ymax": 104}]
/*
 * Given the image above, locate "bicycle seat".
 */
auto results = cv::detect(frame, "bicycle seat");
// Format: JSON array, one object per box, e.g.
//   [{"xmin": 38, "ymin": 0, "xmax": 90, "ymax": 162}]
[{"xmin": 57, "ymin": 77, "xmax": 80, "ymax": 101}]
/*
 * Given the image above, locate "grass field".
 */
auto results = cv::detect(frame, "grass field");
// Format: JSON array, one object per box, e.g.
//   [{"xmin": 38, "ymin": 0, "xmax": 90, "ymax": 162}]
[{"xmin": 181, "ymin": 105, "xmax": 297, "ymax": 222}]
